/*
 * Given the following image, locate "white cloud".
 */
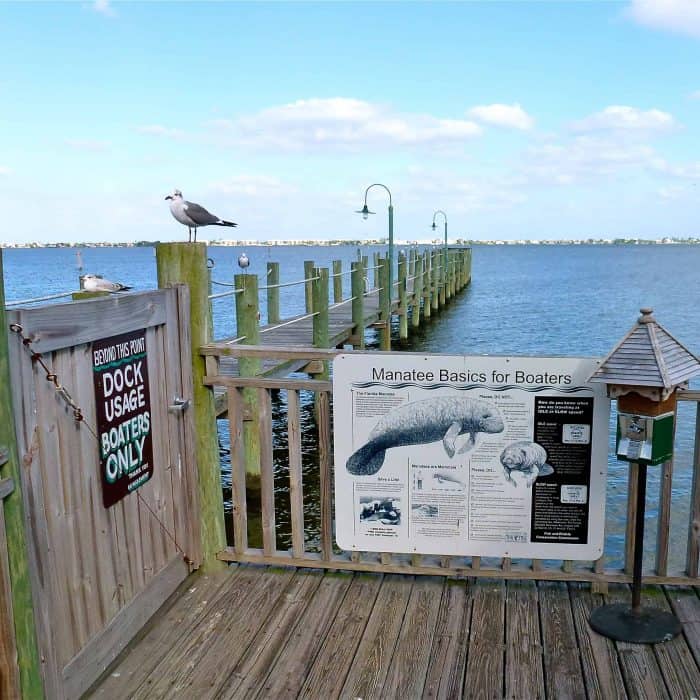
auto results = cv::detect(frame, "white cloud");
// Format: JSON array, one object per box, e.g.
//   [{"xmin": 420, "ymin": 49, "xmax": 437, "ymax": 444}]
[
  {"xmin": 92, "ymin": 0, "xmax": 116, "ymax": 17},
  {"xmin": 208, "ymin": 97, "xmax": 482, "ymax": 152},
  {"xmin": 468, "ymin": 103, "xmax": 534, "ymax": 130},
  {"xmin": 134, "ymin": 124, "xmax": 184, "ymax": 139},
  {"xmin": 650, "ymin": 157, "xmax": 700, "ymax": 179},
  {"xmin": 571, "ymin": 106, "xmax": 677, "ymax": 133},
  {"xmin": 627, "ymin": 0, "xmax": 700, "ymax": 39},
  {"xmin": 690, "ymin": 90, "xmax": 700, "ymax": 100},
  {"xmin": 0, "ymin": 166, "xmax": 11, "ymax": 176},
  {"xmin": 209, "ymin": 175, "xmax": 298, "ymax": 198}
]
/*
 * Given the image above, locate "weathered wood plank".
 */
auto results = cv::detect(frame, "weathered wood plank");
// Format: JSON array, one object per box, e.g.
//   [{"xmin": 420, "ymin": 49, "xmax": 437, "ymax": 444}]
[
  {"xmin": 204, "ymin": 375, "xmax": 332, "ymax": 392},
  {"xmin": 666, "ymin": 586, "xmax": 700, "ymax": 665},
  {"xmin": 568, "ymin": 582, "xmax": 627, "ymax": 699},
  {"xmin": 505, "ymin": 580, "xmax": 544, "ymax": 699},
  {"xmin": 464, "ymin": 578, "xmax": 505, "ymax": 699},
  {"xmin": 422, "ymin": 578, "xmax": 471, "ymax": 700},
  {"xmin": 298, "ymin": 573, "xmax": 382, "ymax": 698},
  {"xmin": 88, "ymin": 568, "xmax": 233, "ymax": 699},
  {"xmin": 131, "ymin": 565, "xmax": 295, "ymax": 699},
  {"xmin": 382, "ymin": 576, "xmax": 443, "ymax": 698},
  {"xmin": 256, "ymin": 572, "xmax": 352, "ymax": 698},
  {"xmin": 318, "ymin": 391, "xmax": 333, "ymax": 562},
  {"xmin": 539, "ymin": 581, "xmax": 587, "ymax": 699},
  {"xmin": 286, "ymin": 390, "xmax": 304, "ymax": 558},
  {"xmin": 339, "ymin": 575, "xmax": 413, "ymax": 699},
  {"xmin": 227, "ymin": 388, "xmax": 248, "ymax": 555},
  {"xmin": 12, "ymin": 290, "xmax": 169, "ymax": 353},
  {"xmin": 606, "ymin": 585, "xmax": 668, "ymax": 700},
  {"xmin": 258, "ymin": 388, "xmax": 276, "ymax": 556},
  {"xmin": 217, "ymin": 570, "xmax": 323, "ymax": 699}
]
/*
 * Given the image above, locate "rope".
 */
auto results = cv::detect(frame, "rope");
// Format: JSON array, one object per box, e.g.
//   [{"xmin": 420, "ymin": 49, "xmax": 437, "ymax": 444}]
[
  {"xmin": 260, "ymin": 310, "xmax": 319, "ymax": 333},
  {"xmin": 260, "ymin": 275, "xmax": 320, "ymax": 291},
  {"xmin": 210, "ymin": 279, "xmax": 242, "ymax": 288},
  {"xmin": 209, "ymin": 289, "xmax": 244, "ymax": 300},
  {"xmin": 5, "ymin": 290, "xmax": 76, "ymax": 307},
  {"xmin": 329, "ymin": 296, "xmax": 356, "ymax": 309}
]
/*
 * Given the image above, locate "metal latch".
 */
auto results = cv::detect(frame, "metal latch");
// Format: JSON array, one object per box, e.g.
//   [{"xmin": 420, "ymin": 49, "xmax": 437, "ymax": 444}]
[{"xmin": 168, "ymin": 397, "xmax": 190, "ymax": 414}]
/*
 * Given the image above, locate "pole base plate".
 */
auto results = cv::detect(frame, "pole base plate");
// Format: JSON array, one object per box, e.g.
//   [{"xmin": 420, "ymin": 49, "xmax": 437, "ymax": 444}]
[{"xmin": 589, "ymin": 603, "xmax": 681, "ymax": 643}]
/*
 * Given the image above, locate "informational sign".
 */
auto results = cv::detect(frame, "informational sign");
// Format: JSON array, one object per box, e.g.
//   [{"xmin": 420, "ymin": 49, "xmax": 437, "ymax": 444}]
[
  {"xmin": 333, "ymin": 353, "xmax": 609, "ymax": 560},
  {"xmin": 93, "ymin": 329, "xmax": 153, "ymax": 508}
]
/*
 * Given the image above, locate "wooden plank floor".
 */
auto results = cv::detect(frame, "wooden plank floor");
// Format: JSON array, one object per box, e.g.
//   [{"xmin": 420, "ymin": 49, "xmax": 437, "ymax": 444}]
[{"xmin": 89, "ymin": 565, "xmax": 700, "ymax": 699}]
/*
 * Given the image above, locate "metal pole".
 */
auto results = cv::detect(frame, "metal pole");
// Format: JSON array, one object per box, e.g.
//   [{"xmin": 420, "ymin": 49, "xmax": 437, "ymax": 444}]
[{"xmin": 631, "ymin": 461, "xmax": 647, "ymax": 612}]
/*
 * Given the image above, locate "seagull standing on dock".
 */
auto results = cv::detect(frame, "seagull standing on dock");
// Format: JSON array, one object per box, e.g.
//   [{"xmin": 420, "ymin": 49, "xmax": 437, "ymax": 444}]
[
  {"xmin": 165, "ymin": 190, "xmax": 238, "ymax": 242},
  {"xmin": 82, "ymin": 274, "xmax": 132, "ymax": 292}
]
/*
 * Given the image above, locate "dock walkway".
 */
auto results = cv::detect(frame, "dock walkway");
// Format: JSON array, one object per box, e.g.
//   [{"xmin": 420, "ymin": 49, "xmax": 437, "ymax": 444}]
[{"xmin": 90, "ymin": 565, "xmax": 700, "ymax": 699}]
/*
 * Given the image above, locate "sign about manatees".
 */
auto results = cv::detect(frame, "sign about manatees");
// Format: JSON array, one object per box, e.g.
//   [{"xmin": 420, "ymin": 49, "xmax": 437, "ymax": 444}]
[
  {"xmin": 93, "ymin": 329, "xmax": 153, "ymax": 508},
  {"xmin": 333, "ymin": 353, "xmax": 609, "ymax": 561}
]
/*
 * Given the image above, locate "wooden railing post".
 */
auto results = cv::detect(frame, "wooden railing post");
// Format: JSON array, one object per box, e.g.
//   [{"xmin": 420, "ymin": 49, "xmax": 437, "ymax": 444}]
[
  {"xmin": 412, "ymin": 255, "xmax": 423, "ymax": 328},
  {"xmin": 398, "ymin": 251, "xmax": 408, "ymax": 340},
  {"xmin": 423, "ymin": 250, "xmax": 431, "ymax": 319},
  {"xmin": 378, "ymin": 256, "xmax": 391, "ymax": 351},
  {"xmin": 312, "ymin": 268, "xmax": 330, "ymax": 380},
  {"xmin": 332, "ymin": 260, "xmax": 342, "ymax": 304},
  {"xmin": 351, "ymin": 261, "xmax": 365, "ymax": 349},
  {"xmin": 0, "ymin": 249, "xmax": 43, "ymax": 700},
  {"xmin": 266, "ymin": 261, "xmax": 280, "ymax": 324},
  {"xmin": 431, "ymin": 249, "xmax": 439, "ymax": 312},
  {"xmin": 234, "ymin": 273, "xmax": 261, "ymax": 482},
  {"xmin": 157, "ymin": 242, "xmax": 226, "ymax": 569},
  {"xmin": 304, "ymin": 260, "xmax": 314, "ymax": 313}
]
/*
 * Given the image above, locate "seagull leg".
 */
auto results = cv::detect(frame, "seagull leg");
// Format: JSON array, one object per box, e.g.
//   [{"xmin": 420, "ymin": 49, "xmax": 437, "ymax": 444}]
[
  {"xmin": 194, "ymin": 227, "xmax": 197, "ymax": 242},
  {"xmin": 188, "ymin": 226, "xmax": 192, "ymax": 243}
]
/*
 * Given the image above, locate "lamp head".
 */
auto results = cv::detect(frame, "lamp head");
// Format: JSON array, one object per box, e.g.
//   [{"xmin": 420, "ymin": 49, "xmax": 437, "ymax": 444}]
[
  {"xmin": 431, "ymin": 222, "xmax": 437, "ymax": 231},
  {"xmin": 355, "ymin": 204, "xmax": 375, "ymax": 220}
]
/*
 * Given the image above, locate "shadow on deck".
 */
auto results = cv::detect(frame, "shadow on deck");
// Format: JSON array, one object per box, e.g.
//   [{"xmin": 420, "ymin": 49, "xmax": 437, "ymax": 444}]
[{"xmin": 89, "ymin": 565, "xmax": 700, "ymax": 699}]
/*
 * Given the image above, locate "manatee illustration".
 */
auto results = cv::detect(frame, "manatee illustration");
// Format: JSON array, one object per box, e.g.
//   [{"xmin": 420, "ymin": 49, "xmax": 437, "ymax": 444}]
[
  {"xmin": 346, "ymin": 397, "xmax": 505, "ymax": 476},
  {"xmin": 499, "ymin": 441, "xmax": 554, "ymax": 487}
]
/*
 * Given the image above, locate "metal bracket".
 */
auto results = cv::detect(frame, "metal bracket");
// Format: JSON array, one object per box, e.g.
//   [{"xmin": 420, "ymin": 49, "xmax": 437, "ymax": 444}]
[{"xmin": 168, "ymin": 397, "xmax": 191, "ymax": 414}]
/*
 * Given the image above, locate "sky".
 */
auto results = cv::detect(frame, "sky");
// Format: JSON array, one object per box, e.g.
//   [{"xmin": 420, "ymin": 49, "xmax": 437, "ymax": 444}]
[{"xmin": 1, "ymin": 0, "xmax": 699, "ymax": 244}]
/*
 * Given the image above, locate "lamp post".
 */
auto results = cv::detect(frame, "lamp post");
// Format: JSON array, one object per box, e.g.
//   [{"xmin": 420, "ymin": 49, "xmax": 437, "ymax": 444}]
[
  {"xmin": 356, "ymin": 184, "xmax": 394, "ymax": 302},
  {"xmin": 432, "ymin": 210, "xmax": 448, "ymax": 305}
]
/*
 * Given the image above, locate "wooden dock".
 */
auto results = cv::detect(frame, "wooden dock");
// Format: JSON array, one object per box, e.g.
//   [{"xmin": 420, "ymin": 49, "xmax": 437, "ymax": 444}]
[{"xmin": 89, "ymin": 564, "xmax": 700, "ymax": 699}]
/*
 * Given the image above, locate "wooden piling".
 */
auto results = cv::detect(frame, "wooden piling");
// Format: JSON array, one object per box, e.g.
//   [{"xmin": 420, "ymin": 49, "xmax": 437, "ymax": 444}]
[
  {"xmin": 351, "ymin": 261, "xmax": 365, "ymax": 349},
  {"xmin": 423, "ymin": 250, "xmax": 431, "ymax": 319},
  {"xmin": 398, "ymin": 251, "xmax": 408, "ymax": 340},
  {"xmin": 378, "ymin": 257, "xmax": 391, "ymax": 350},
  {"xmin": 332, "ymin": 260, "xmax": 342, "ymax": 304},
  {"xmin": 157, "ymin": 242, "xmax": 227, "ymax": 569},
  {"xmin": 0, "ymin": 249, "xmax": 43, "ymax": 700},
  {"xmin": 412, "ymin": 255, "xmax": 423, "ymax": 328},
  {"xmin": 266, "ymin": 262, "xmax": 280, "ymax": 324},
  {"xmin": 373, "ymin": 251, "xmax": 380, "ymax": 290},
  {"xmin": 304, "ymin": 260, "xmax": 314, "ymax": 313},
  {"xmin": 234, "ymin": 273, "xmax": 262, "ymax": 481},
  {"xmin": 439, "ymin": 249, "xmax": 447, "ymax": 307},
  {"xmin": 312, "ymin": 268, "xmax": 330, "ymax": 379},
  {"xmin": 431, "ymin": 250, "xmax": 439, "ymax": 312}
]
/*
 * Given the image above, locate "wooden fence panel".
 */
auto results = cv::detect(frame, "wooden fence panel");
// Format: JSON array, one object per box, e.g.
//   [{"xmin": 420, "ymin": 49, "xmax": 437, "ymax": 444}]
[
  {"xmin": 7, "ymin": 288, "xmax": 199, "ymax": 699},
  {"xmin": 0, "ymin": 479, "xmax": 20, "ymax": 700}
]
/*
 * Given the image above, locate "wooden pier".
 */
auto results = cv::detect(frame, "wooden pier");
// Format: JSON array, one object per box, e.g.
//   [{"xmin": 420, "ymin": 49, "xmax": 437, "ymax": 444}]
[{"xmin": 89, "ymin": 565, "xmax": 700, "ymax": 699}]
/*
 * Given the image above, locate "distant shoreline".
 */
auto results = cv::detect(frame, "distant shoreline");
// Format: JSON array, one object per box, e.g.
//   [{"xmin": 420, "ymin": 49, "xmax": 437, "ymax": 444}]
[{"xmin": 2, "ymin": 237, "xmax": 699, "ymax": 249}]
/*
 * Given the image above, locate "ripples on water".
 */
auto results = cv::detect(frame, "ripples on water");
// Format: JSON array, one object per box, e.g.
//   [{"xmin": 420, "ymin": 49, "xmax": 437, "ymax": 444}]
[{"xmin": 4, "ymin": 244, "xmax": 700, "ymax": 568}]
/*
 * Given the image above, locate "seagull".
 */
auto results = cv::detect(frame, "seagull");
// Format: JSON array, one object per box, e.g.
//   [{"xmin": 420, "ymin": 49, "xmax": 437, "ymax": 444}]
[
  {"xmin": 165, "ymin": 189, "xmax": 238, "ymax": 242},
  {"xmin": 238, "ymin": 253, "xmax": 250, "ymax": 271},
  {"xmin": 82, "ymin": 274, "xmax": 132, "ymax": 293}
]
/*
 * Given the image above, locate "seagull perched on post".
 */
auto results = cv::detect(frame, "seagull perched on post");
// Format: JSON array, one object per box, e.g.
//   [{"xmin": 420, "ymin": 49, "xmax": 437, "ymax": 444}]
[
  {"xmin": 165, "ymin": 189, "xmax": 237, "ymax": 242},
  {"xmin": 82, "ymin": 274, "xmax": 132, "ymax": 293}
]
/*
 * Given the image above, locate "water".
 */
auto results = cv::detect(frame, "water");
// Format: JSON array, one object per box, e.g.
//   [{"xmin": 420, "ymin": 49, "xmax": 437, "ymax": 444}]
[{"xmin": 4, "ymin": 243, "xmax": 700, "ymax": 569}]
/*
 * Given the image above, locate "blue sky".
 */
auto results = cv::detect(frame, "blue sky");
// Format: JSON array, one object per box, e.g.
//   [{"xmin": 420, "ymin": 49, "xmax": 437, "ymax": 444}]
[{"xmin": 1, "ymin": 0, "xmax": 699, "ymax": 243}]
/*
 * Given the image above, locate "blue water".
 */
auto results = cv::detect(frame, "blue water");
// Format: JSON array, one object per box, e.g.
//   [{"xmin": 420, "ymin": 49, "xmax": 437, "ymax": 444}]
[{"xmin": 4, "ymin": 243, "xmax": 700, "ymax": 570}]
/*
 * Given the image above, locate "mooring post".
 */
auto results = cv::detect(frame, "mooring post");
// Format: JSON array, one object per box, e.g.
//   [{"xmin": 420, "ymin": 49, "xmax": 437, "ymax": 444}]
[
  {"xmin": 409, "ymin": 248, "xmax": 416, "ymax": 278},
  {"xmin": 398, "ymin": 251, "xmax": 408, "ymax": 340},
  {"xmin": 423, "ymin": 250, "xmax": 431, "ymax": 319},
  {"xmin": 465, "ymin": 247, "xmax": 472, "ymax": 285},
  {"xmin": 304, "ymin": 260, "xmax": 314, "ymax": 313},
  {"xmin": 373, "ymin": 251, "xmax": 380, "ymax": 290},
  {"xmin": 412, "ymin": 254, "xmax": 423, "ymax": 328},
  {"xmin": 431, "ymin": 249, "xmax": 440, "ymax": 312},
  {"xmin": 312, "ymin": 268, "xmax": 330, "ymax": 370},
  {"xmin": 439, "ymin": 249, "xmax": 447, "ymax": 307},
  {"xmin": 156, "ymin": 243, "xmax": 226, "ymax": 569},
  {"xmin": 234, "ymin": 273, "xmax": 262, "ymax": 478},
  {"xmin": 332, "ymin": 260, "xmax": 342, "ymax": 304},
  {"xmin": 351, "ymin": 260, "xmax": 365, "ymax": 349},
  {"xmin": 266, "ymin": 261, "xmax": 280, "ymax": 325},
  {"xmin": 378, "ymin": 256, "xmax": 391, "ymax": 350},
  {"xmin": 0, "ymin": 250, "xmax": 43, "ymax": 700}
]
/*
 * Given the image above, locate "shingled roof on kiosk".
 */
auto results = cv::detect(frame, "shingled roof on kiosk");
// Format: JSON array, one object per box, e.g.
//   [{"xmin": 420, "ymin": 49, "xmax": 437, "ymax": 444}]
[{"xmin": 588, "ymin": 308, "xmax": 700, "ymax": 401}]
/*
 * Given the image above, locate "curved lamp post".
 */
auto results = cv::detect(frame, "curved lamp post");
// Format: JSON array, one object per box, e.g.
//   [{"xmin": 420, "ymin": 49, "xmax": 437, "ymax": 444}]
[
  {"xmin": 432, "ymin": 210, "xmax": 448, "ymax": 299},
  {"xmin": 356, "ymin": 183, "xmax": 394, "ymax": 300}
]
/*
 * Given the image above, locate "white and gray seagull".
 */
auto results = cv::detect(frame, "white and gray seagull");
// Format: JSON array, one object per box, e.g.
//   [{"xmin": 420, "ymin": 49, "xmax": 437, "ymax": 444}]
[
  {"xmin": 82, "ymin": 274, "xmax": 132, "ymax": 293},
  {"xmin": 165, "ymin": 189, "xmax": 238, "ymax": 242}
]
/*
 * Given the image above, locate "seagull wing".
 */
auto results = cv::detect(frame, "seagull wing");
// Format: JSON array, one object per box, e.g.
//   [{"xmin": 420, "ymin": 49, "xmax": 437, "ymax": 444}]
[{"xmin": 183, "ymin": 201, "xmax": 220, "ymax": 226}]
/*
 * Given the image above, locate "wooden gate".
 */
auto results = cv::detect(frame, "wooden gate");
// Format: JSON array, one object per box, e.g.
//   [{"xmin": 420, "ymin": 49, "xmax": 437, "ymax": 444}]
[{"xmin": 7, "ymin": 287, "xmax": 201, "ymax": 699}]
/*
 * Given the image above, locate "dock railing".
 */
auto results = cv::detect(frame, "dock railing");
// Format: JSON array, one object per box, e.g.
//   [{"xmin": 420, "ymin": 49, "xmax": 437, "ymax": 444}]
[{"xmin": 202, "ymin": 341, "xmax": 700, "ymax": 593}]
